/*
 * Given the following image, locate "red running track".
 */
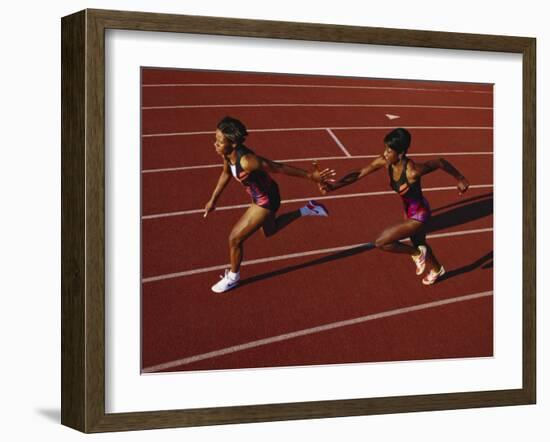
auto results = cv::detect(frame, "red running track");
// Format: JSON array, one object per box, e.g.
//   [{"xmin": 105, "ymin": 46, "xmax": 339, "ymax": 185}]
[
  {"xmin": 142, "ymin": 155, "xmax": 493, "ymax": 216},
  {"xmin": 142, "ymin": 106, "xmax": 491, "ymax": 135},
  {"xmin": 142, "ymin": 128, "xmax": 493, "ymax": 170},
  {"xmin": 140, "ymin": 68, "xmax": 494, "ymax": 373}
]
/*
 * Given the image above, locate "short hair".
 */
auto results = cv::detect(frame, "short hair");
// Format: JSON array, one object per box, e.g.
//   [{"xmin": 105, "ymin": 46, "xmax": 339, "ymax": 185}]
[
  {"xmin": 384, "ymin": 128, "xmax": 411, "ymax": 154},
  {"xmin": 217, "ymin": 116, "xmax": 248, "ymax": 145}
]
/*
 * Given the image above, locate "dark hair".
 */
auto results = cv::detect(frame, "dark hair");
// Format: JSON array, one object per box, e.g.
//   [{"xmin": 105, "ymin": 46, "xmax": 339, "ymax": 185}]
[
  {"xmin": 384, "ymin": 128, "xmax": 411, "ymax": 154},
  {"xmin": 217, "ymin": 116, "xmax": 249, "ymax": 145}
]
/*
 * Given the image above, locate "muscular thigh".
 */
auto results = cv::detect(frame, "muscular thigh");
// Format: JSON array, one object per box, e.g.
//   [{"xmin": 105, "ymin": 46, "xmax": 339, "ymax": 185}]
[
  {"xmin": 230, "ymin": 204, "xmax": 272, "ymax": 242},
  {"xmin": 377, "ymin": 219, "xmax": 424, "ymax": 245}
]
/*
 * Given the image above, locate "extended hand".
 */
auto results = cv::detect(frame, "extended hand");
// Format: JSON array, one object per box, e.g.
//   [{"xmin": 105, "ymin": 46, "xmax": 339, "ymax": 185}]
[{"xmin": 311, "ymin": 161, "xmax": 336, "ymax": 184}]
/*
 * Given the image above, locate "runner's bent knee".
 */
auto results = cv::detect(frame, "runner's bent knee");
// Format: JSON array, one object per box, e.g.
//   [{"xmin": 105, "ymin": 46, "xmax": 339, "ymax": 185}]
[
  {"xmin": 375, "ymin": 235, "xmax": 390, "ymax": 248},
  {"xmin": 228, "ymin": 230, "xmax": 245, "ymax": 248}
]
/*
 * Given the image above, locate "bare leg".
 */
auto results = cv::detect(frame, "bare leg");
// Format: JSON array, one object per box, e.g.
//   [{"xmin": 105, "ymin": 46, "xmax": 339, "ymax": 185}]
[
  {"xmin": 261, "ymin": 209, "xmax": 301, "ymax": 237},
  {"xmin": 228, "ymin": 205, "xmax": 272, "ymax": 273},
  {"xmin": 374, "ymin": 219, "xmax": 425, "ymax": 255}
]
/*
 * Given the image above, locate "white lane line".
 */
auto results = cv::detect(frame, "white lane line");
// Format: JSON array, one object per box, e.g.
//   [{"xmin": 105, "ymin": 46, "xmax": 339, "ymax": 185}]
[
  {"xmin": 141, "ymin": 290, "xmax": 494, "ymax": 372},
  {"xmin": 142, "ymin": 152, "xmax": 494, "ymax": 174},
  {"xmin": 142, "ymin": 184, "xmax": 494, "ymax": 219},
  {"xmin": 143, "ymin": 126, "xmax": 493, "ymax": 138},
  {"xmin": 142, "ymin": 83, "xmax": 493, "ymax": 94},
  {"xmin": 326, "ymin": 128, "xmax": 351, "ymax": 157},
  {"xmin": 142, "ymin": 227, "xmax": 493, "ymax": 283},
  {"xmin": 142, "ymin": 103, "xmax": 493, "ymax": 110}
]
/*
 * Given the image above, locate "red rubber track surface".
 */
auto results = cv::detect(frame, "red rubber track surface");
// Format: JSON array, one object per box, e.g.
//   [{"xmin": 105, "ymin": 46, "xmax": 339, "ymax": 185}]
[
  {"xmin": 142, "ymin": 107, "xmax": 492, "ymax": 134},
  {"xmin": 143, "ymin": 87, "xmax": 492, "ymax": 107},
  {"xmin": 140, "ymin": 68, "xmax": 494, "ymax": 373},
  {"xmin": 142, "ymin": 156, "xmax": 493, "ymax": 216},
  {"xmin": 142, "ymin": 129, "xmax": 493, "ymax": 170}
]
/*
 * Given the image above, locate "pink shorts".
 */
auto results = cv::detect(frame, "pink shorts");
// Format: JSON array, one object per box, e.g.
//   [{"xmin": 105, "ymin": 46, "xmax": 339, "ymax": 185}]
[{"xmin": 403, "ymin": 197, "xmax": 431, "ymax": 223}]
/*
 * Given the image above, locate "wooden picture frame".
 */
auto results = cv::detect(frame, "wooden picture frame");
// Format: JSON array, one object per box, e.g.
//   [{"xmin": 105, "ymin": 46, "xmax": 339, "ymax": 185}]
[{"xmin": 61, "ymin": 8, "xmax": 536, "ymax": 433}]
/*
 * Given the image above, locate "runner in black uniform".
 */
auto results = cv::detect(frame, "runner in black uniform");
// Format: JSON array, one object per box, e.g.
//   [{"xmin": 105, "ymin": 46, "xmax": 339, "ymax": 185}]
[
  {"xmin": 228, "ymin": 144, "xmax": 281, "ymax": 212},
  {"xmin": 320, "ymin": 128, "xmax": 470, "ymax": 285},
  {"xmin": 205, "ymin": 116, "xmax": 335, "ymax": 293},
  {"xmin": 388, "ymin": 156, "xmax": 431, "ymax": 251}
]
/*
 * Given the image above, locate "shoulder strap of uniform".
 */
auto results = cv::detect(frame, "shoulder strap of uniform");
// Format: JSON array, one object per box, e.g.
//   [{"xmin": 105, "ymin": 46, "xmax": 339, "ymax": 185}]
[{"xmin": 401, "ymin": 157, "xmax": 410, "ymax": 183}]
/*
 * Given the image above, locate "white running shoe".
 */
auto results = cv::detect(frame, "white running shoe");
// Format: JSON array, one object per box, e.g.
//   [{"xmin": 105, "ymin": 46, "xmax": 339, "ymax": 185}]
[
  {"xmin": 412, "ymin": 245, "xmax": 427, "ymax": 275},
  {"xmin": 301, "ymin": 200, "xmax": 329, "ymax": 217},
  {"xmin": 422, "ymin": 265, "xmax": 445, "ymax": 285},
  {"xmin": 211, "ymin": 270, "xmax": 240, "ymax": 293}
]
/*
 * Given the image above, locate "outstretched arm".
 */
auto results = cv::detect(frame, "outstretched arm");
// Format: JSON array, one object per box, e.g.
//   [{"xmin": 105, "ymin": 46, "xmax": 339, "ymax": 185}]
[
  {"xmin": 414, "ymin": 158, "xmax": 470, "ymax": 194},
  {"xmin": 322, "ymin": 155, "xmax": 386, "ymax": 193},
  {"xmin": 204, "ymin": 161, "xmax": 231, "ymax": 217},
  {"xmin": 242, "ymin": 154, "xmax": 336, "ymax": 183}
]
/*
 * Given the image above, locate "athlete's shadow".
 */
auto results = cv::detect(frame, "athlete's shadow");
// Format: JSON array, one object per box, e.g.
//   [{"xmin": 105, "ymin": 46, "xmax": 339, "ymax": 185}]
[
  {"xmin": 240, "ymin": 193, "xmax": 494, "ymax": 288},
  {"xmin": 437, "ymin": 251, "xmax": 493, "ymax": 283},
  {"xmin": 426, "ymin": 192, "xmax": 493, "ymax": 233},
  {"xmin": 238, "ymin": 243, "xmax": 375, "ymax": 289}
]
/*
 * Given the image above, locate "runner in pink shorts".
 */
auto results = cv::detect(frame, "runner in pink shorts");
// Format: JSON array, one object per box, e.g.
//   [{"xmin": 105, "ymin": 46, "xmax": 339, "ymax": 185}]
[
  {"xmin": 204, "ymin": 116, "xmax": 335, "ymax": 293},
  {"xmin": 321, "ymin": 128, "xmax": 470, "ymax": 285}
]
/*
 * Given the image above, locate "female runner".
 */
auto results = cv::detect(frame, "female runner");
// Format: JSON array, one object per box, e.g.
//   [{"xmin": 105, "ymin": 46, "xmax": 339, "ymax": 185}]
[
  {"xmin": 205, "ymin": 116, "xmax": 335, "ymax": 293},
  {"xmin": 320, "ymin": 127, "xmax": 469, "ymax": 285}
]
